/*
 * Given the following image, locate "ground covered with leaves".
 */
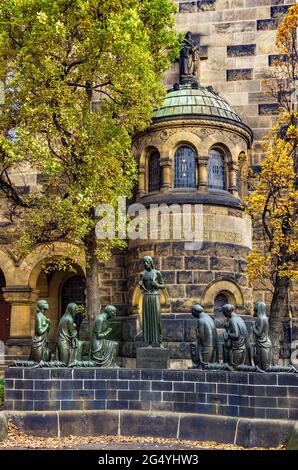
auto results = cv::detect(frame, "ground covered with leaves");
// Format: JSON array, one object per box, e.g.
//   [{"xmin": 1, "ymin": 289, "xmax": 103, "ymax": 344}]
[{"xmin": 0, "ymin": 421, "xmax": 286, "ymax": 450}]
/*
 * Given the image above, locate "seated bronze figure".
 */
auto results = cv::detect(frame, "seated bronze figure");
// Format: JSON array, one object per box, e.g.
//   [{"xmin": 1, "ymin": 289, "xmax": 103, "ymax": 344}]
[
  {"xmin": 90, "ymin": 305, "xmax": 119, "ymax": 368},
  {"xmin": 222, "ymin": 304, "xmax": 252, "ymax": 367}
]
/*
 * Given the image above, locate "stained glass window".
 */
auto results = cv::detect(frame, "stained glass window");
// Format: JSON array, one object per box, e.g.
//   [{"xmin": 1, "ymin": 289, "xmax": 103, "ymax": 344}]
[
  {"xmin": 148, "ymin": 151, "xmax": 161, "ymax": 192},
  {"xmin": 208, "ymin": 149, "xmax": 226, "ymax": 190},
  {"xmin": 174, "ymin": 146, "xmax": 196, "ymax": 188}
]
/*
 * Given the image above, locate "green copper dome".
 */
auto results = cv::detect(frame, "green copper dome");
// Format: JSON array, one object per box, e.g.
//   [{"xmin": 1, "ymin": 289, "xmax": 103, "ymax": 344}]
[{"xmin": 153, "ymin": 84, "xmax": 242, "ymax": 123}]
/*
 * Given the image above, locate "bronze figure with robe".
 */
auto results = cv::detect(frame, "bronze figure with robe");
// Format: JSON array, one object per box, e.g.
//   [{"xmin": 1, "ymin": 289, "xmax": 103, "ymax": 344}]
[
  {"xmin": 180, "ymin": 31, "xmax": 200, "ymax": 81},
  {"xmin": 222, "ymin": 304, "xmax": 251, "ymax": 367},
  {"xmin": 190, "ymin": 304, "xmax": 219, "ymax": 368},
  {"xmin": 55, "ymin": 303, "xmax": 81, "ymax": 365},
  {"xmin": 29, "ymin": 299, "xmax": 51, "ymax": 362},
  {"xmin": 253, "ymin": 301, "xmax": 272, "ymax": 370},
  {"xmin": 139, "ymin": 256, "xmax": 165, "ymax": 347},
  {"xmin": 90, "ymin": 305, "xmax": 119, "ymax": 368}
]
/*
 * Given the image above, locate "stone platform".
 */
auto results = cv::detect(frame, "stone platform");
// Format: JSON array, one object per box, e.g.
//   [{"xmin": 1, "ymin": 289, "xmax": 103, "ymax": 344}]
[{"xmin": 5, "ymin": 367, "xmax": 298, "ymax": 420}]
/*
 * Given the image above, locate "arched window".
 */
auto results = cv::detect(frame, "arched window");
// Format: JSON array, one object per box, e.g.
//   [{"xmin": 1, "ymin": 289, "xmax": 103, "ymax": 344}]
[
  {"xmin": 208, "ymin": 149, "xmax": 226, "ymax": 190},
  {"xmin": 174, "ymin": 146, "xmax": 196, "ymax": 188},
  {"xmin": 148, "ymin": 151, "xmax": 161, "ymax": 192}
]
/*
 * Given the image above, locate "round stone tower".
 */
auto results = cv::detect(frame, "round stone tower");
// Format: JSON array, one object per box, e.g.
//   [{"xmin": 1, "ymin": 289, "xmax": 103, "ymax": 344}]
[
  {"xmin": 122, "ymin": 82, "xmax": 254, "ymax": 363},
  {"xmin": 129, "ymin": 83, "xmax": 253, "ymax": 312}
]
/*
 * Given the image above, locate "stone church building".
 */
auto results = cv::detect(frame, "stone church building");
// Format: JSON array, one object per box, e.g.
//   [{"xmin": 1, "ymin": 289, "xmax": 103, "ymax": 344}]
[{"xmin": 0, "ymin": 0, "xmax": 296, "ymax": 363}]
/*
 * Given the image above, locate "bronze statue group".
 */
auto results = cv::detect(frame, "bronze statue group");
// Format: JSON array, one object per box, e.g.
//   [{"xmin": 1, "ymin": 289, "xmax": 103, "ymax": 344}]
[
  {"xmin": 11, "ymin": 256, "xmax": 297, "ymax": 372},
  {"xmin": 190, "ymin": 302, "xmax": 297, "ymax": 373},
  {"xmin": 19, "ymin": 300, "xmax": 119, "ymax": 368}
]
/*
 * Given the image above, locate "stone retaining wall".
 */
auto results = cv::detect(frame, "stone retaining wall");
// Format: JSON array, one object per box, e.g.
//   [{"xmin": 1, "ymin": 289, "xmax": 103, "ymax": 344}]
[
  {"xmin": 5, "ymin": 368, "xmax": 298, "ymax": 420},
  {"xmin": 1, "ymin": 410, "xmax": 295, "ymax": 448}
]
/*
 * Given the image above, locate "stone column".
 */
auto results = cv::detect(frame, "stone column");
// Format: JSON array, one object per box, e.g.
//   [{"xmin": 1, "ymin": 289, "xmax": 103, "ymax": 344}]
[
  {"xmin": 228, "ymin": 162, "xmax": 239, "ymax": 197},
  {"xmin": 3, "ymin": 286, "xmax": 39, "ymax": 355},
  {"xmin": 198, "ymin": 157, "xmax": 208, "ymax": 192},
  {"xmin": 136, "ymin": 165, "xmax": 146, "ymax": 198},
  {"xmin": 160, "ymin": 157, "xmax": 172, "ymax": 193}
]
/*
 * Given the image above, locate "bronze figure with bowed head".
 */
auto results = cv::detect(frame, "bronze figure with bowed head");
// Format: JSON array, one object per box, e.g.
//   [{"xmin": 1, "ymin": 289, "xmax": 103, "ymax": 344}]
[
  {"xmin": 139, "ymin": 255, "xmax": 165, "ymax": 347},
  {"xmin": 222, "ymin": 304, "xmax": 252, "ymax": 367},
  {"xmin": 55, "ymin": 303, "xmax": 82, "ymax": 366},
  {"xmin": 253, "ymin": 301, "xmax": 297, "ymax": 373},
  {"xmin": 190, "ymin": 304, "xmax": 219, "ymax": 369},
  {"xmin": 253, "ymin": 301, "xmax": 272, "ymax": 370},
  {"xmin": 29, "ymin": 299, "xmax": 52, "ymax": 363},
  {"xmin": 90, "ymin": 305, "xmax": 120, "ymax": 368}
]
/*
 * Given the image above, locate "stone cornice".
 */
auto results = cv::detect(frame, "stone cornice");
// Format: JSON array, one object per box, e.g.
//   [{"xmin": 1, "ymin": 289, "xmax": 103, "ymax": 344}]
[{"xmin": 133, "ymin": 118, "xmax": 253, "ymax": 151}]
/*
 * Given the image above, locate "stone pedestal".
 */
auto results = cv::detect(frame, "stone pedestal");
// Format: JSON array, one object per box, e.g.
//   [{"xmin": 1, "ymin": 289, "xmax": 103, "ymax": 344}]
[{"xmin": 136, "ymin": 346, "xmax": 170, "ymax": 369}]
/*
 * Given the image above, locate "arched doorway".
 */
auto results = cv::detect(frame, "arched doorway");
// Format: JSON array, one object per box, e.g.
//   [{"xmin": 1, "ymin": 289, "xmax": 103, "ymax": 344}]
[
  {"xmin": 0, "ymin": 269, "xmax": 11, "ymax": 344},
  {"xmin": 214, "ymin": 292, "xmax": 228, "ymax": 327},
  {"xmin": 60, "ymin": 275, "xmax": 86, "ymax": 333}
]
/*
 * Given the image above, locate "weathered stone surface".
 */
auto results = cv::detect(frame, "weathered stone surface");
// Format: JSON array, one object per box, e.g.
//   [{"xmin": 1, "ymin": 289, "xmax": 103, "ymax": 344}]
[
  {"xmin": 287, "ymin": 422, "xmax": 298, "ymax": 450},
  {"xmin": 120, "ymin": 410, "xmax": 179, "ymax": 438},
  {"xmin": 227, "ymin": 44, "xmax": 256, "ymax": 57},
  {"xmin": 161, "ymin": 256, "xmax": 184, "ymax": 270},
  {"xmin": 179, "ymin": 414, "xmax": 237, "ymax": 443},
  {"xmin": 136, "ymin": 347, "xmax": 170, "ymax": 369},
  {"xmin": 185, "ymin": 256, "xmax": 209, "ymax": 270},
  {"xmin": 59, "ymin": 410, "xmax": 119, "ymax": 437},
  {"xmin": 161, "ymin": 319, "xmax": 184, "ymax": 342},
  {"xmin": 193, "ymin": 270, "xmax": 214, "ymax": 284},
  {"xmin": 227, "ymin": 68, "xmax": 253, "ymax": 81},
  {"xmin": 258, "ymin": 103, "xmax": 280, "ymax": 115},
  {"xmin": 177, "ymin": 271, "xmax": 193, "ymax": 284},
  {"xmin": 0, "ymin": 413, "xmax": 8, "ymax": 441},
  {"xmin": 236, "ymin": 418, "xmax": 293, "ymax": 448},
  {"xmin": 9, "ymin": 411, "xmax": 58, "ymax": 437}
]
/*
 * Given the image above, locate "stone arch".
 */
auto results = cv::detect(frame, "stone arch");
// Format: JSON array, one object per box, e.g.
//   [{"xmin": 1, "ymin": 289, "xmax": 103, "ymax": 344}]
[
  {"xmin": 144, "ymin": 146, "xmax": 162, "ymax": 193},
  {"xmin": 0, "ymin": 248, "xmax": 16, "ymax": 285},
  {"xmin": 138, "ymin": 139, "xmax": 166, "ymax": 167},
  {"xmin": 43, "ymin": 267, "xmax": 85, "ymax": 339},
  {"xmin": 200, "ymin": 131, "xmax": 240, "ymax": 161},
  {"xmin": 167, "ymin": 131, "xmax": 202, "ymax": 161},
  {"xmin": 202, "ymin": 278, "xmax": 245, "ymax": 314},
  {"xmin": 208, "ymin": 142, "xmax": 232, "ymax": 164},
  {"xmin": 16, "ymin": 242, "xmax": 85, "ymax": 289}
]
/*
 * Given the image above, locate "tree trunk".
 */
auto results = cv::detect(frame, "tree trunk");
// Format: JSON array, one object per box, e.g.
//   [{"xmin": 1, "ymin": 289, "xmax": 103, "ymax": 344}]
[
  {"xmin": 269, "ymin": 275, "xmax": 290, "ymax": 364},
  {"xmin": 85, "ymin": 223, "xmax": 100, "ymax": 334}
]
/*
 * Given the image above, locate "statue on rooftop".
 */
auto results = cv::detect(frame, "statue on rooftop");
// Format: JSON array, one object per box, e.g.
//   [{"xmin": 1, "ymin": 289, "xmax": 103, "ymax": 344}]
[{"xmin": 180, "ymin": 31, "xmax": 200, "ymax": 83}]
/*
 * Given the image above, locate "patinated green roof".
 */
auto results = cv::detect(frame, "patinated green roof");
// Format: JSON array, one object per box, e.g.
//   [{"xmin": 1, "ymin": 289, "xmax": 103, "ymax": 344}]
[{"xmin": 153, "ymin": 84, "xmax": 242, "ymax": 123}]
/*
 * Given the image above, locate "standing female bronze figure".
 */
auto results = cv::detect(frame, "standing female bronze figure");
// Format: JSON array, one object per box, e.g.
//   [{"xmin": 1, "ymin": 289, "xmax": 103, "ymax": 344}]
[
  {"xmin": 30, "ymin": 299, "xmax": 51, "ymax": 362},
  {"xmin": 139, "ymin": 256, "xmax": 165, "ymax": 347}
]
